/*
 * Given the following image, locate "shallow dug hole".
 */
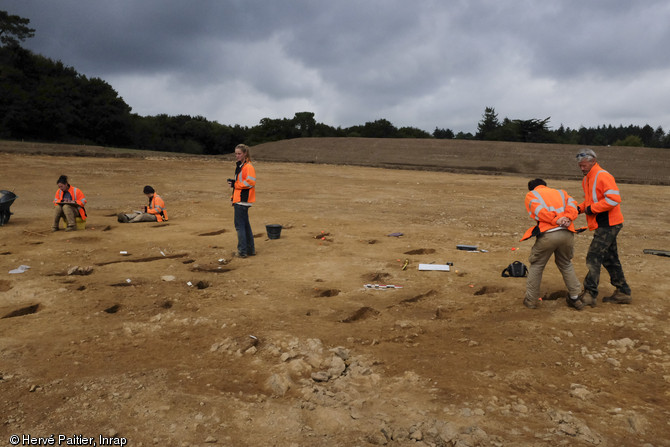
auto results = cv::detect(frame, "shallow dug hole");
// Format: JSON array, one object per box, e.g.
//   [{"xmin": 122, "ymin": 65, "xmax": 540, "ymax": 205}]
[
  {"xmin": 0, "ymin": 279, "xmax": 11, "ymax": 292},
  {"xmin": 2, "ymin": 304, "xmax": 39, "ymax": 319},
  {"xmin": 362, "ymin": 272, "xmax": 390, "ymax": 282},
  {"xmin": 198, "ymin": 229, "xmax": 226, "ymax": 236},
  {"xmin": 317, "ymin": 288, "xmax": 340, "ymax": 297},
  {"xmin": 340, "ymin": 306, "xmax": 380, "ymax": 323},
  {"xmin": 404, "ymin": 248, "xmax": 436, "ymax": 255},
  {"xmin": 473, "ymin": 286, "xmax": 505, "ymax": 296},
  {"xmin": 104, "ymin": 304, "xmax": 121, "ymax": 314}
]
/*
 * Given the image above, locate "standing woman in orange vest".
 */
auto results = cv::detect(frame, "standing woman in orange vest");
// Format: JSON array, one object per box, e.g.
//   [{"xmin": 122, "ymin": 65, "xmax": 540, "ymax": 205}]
[
  {"xmin": 228, "ymin": 144, "xmax": 256, "ymax": 258},
  {"xmin": 52, "ymin": 175, "xmax": 87, "ymax": 231}
]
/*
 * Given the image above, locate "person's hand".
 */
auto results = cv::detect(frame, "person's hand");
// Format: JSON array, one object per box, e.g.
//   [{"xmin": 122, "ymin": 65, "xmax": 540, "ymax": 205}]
[{"xmin": 557, "ymin": 217, "xmax": 571, "ymax": 227}]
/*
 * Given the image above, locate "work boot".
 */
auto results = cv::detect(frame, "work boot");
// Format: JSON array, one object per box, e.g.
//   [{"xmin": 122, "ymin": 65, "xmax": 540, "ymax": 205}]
[
  {"xmin": 117, "ymin": 213, "xmax": 129, "ymax": 223},
  {"xmin": 566, "ymin": 296, "xmax": 584, "ymax": 310},
  {"xmin": 578, "ymin": 290, "xmax": 597, "ymax": 308},
  {"xmin": 603, "ymin": 290, "xmax": 632, "ymax": 304},
  {"xmin": 65, "ymin": 226, "xmax": 76, "ymax": 232},
  {"xmin": 523, "ymin": 297, "xmax": 538, "ymax": 309}
]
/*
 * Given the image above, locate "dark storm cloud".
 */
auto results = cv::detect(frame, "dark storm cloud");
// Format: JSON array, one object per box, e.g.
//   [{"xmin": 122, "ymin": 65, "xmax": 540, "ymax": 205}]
[{"xmin": 4, "ymin": 0, "xmax": 670, "ymax": 133}]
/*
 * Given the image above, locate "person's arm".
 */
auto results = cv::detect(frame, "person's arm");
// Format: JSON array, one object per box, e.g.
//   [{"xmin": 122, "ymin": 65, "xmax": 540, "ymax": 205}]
[
  {"xmin": 563, "ymin": 192, "xmax": 579, "ymax": 221},
  {"xmin": 526, "ymin": 192, "xmax": 559, "ymax": 226},
  {"xmin": 72, "ymin": 188, "xmax": 87, "ymax": 207},
  {"xmin": 146, "ymin": 196, "xmax": 165, "ymax": 216},
  {"xmin": 587, "ymin": 173, "xmax": 620, "ymax": 215}
]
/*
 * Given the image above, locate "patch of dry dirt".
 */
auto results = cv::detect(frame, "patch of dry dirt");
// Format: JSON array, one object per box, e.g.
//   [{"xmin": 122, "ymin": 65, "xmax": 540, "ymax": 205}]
[{"xmin": 1, "ymin": 140, "xmax": 669, "ymax": 446}]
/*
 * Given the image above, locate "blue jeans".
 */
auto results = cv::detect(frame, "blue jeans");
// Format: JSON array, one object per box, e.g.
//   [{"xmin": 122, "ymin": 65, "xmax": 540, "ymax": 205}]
[{"xmin": 234, "ymin": 204, "xmax": 255, "ymax": 256}]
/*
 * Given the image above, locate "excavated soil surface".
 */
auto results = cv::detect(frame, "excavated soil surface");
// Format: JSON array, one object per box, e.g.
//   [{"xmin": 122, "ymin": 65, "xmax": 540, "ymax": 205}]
[{"xmin": 1, "ymin": 139, "xmax": 669, "ymax": 446}]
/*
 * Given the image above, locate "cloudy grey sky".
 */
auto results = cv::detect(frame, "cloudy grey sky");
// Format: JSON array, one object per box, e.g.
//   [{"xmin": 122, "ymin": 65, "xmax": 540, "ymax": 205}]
[{"xmin": 5, "ymin": 1, "xmax": 670, "ymax": 134}]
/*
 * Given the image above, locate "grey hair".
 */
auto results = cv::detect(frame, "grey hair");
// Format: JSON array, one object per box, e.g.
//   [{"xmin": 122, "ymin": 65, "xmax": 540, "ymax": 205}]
[{"xmin": 575, "ymin": 148, "xmax": 597, "ymax": 162}]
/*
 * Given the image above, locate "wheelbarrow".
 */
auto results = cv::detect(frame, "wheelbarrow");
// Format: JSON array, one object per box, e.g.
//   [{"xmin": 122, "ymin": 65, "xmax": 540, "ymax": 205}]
[{"xmin": 0, "ymin": 190, "xmax": 18, "ymax": 226}]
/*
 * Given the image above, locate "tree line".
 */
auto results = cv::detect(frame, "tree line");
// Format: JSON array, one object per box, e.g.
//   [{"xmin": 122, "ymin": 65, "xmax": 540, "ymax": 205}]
[
  {"xmin": 1, "ymin": 10, "xmax": 669, "ymax": 154},
  {"xmin": 471, "ymin": 106, "xmax": 669, "ymax": 148}
]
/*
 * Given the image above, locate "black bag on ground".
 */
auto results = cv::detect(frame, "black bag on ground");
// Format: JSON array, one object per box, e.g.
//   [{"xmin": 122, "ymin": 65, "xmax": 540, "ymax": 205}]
[{"xmin": 502, "ymin": 261, "xmax": 528, "ymax": 277}]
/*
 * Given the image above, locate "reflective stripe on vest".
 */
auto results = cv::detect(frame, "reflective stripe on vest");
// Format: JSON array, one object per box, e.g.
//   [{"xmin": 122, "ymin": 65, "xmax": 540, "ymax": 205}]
[
  {"xmin": 528, "ymin": 189, "xmax": 567, "ymax": 219},
  {"xmin": 591, "ymin": 169, "xmax": 621, "ymax": 207}
]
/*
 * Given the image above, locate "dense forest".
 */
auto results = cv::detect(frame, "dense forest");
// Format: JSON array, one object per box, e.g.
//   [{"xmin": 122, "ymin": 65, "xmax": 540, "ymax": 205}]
[{"xmin": 1, "ymin": 10, "xmax": 669, "ymax": 154}]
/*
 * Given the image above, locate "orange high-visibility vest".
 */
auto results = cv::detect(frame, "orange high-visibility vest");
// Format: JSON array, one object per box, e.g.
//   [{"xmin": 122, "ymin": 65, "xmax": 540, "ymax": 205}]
[
  {"xmin": 232, "ymin": 161, "xmax": 256, "ymax": 204},
  {"xmin": 147, "ymin": 193, "xmax": 168, "ymax": 222},
  {"xmin": 521, "ymin": 185, "xmax": 578, "ymax": 241},
  {"xmin": 578, "ymin": 162, "xmax": 624, "ymax": 230},
  {"xmin": 54, "ymin": 185, "xmax": 87, "ymax": 220}
]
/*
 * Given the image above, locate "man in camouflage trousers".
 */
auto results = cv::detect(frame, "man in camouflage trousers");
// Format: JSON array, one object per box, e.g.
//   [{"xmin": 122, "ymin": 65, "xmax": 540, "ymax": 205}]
[{"xmin": 575, "ymin": 149, "xmax": 632, "ymax": 307}]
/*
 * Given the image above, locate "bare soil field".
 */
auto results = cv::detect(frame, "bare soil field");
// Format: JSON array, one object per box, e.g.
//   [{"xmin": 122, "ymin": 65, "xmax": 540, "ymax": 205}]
[{"xmin": 1, "ymin": 139, "xmax": 669, "ymax": 447}]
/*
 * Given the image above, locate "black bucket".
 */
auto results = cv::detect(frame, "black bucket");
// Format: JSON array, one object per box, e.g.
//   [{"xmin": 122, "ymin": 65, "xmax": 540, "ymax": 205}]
[{"xmin": 266, "ymin": 224, "xmax": 282, "ymax": 239}]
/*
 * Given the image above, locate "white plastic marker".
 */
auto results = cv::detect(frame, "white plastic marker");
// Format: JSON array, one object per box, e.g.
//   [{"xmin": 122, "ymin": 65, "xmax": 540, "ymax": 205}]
[{"xmin": 418, "ymin": 264, "xmax": 450, "ymax": 271}]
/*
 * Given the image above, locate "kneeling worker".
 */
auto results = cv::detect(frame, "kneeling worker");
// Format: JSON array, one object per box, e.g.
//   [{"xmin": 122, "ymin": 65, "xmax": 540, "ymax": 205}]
[
  {"xmin": 521, "ymin": 179, "xmax": 583, "ymax": 310},
  {"xmin": 118, "ymin": 186, "xmax": 168, "ymax": 223}
]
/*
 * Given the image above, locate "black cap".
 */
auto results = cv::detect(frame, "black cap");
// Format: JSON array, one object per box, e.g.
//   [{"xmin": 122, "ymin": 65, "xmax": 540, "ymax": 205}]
[{"xmin": 143, "ymin": 185, "xmax": 155, "ymax": 194}]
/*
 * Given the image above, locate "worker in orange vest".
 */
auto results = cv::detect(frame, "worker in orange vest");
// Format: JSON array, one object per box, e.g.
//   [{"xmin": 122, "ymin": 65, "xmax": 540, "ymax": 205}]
[
  {"xmin": 521, "ymin": 179, "xmax": 582, "ymax": 309},
  {"xmin": 228, "ymin": 144, "xmax": 256, "ymax": 258},
  {"xmin": 117, "ymin": 186, "xmax": 168, "ymax": 223},
  {"xmin": 52, "ymin": 175, "xmax": 87, "ymax": 232},
  {"xmin": 575, "ymin": 149, "xmax": 631, "ymax": 306}
]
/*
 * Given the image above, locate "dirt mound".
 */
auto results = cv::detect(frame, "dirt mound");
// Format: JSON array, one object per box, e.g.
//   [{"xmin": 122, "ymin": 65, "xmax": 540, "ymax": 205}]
[{"xmin": 252, "ymin": 137, "xmax": 670, "ymax": 185}]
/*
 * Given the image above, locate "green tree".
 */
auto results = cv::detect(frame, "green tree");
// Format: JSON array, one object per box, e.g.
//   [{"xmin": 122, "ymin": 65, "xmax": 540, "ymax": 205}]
[
  {"xmin": 513, "ymin": 117, "xmax": 552, "ymax": 142},
  {"xmin": 613, "ymin": 135, "xmax": 644, "ymax": 147},
  {"xmin": 292, "ymin": 111, "xmax": 316, "ymax": 137},
  {"xmin": 651, "ymin": 126, "xmax": 665, "ymax": 148},
  {"xmin": 639, "ymin": 124, "xmax": 654, "ymax": 146},
  {"xmin": 476, "ymin": 107, "xmax": 500, "ymax": 140},
  {"xmin": 433, "ymin": 127, "xmax": 454, "ymax": 139},
  {"xmin": 455, "ymin": 131, "xmax": 474, "ymax": 140},
  {"xmin": 397, "ymin": 126, "xmax": 431, "ymax": 138},
  {"xmin": 0, "ymin": 10, "xmax": 35, "ymax": 47},
  {"xmin": 360, "ymin": 119, "xmax": 397, "ymax": 138}
]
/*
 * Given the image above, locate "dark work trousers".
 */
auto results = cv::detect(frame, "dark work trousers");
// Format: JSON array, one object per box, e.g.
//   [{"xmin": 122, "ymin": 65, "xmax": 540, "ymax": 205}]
[
  {"xmin": 584, "ymin": 224, "xmax": 631, "ymax": 297},
  {"xmin": 234, "ymin": 204, "xmax": 255, "ymax": 256}
]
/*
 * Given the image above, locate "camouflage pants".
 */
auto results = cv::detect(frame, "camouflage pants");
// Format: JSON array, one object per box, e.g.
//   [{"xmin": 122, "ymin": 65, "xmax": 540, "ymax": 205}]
[{"xmin": 584, "ymin": 224, "xmax": 631, "ymax": 297}]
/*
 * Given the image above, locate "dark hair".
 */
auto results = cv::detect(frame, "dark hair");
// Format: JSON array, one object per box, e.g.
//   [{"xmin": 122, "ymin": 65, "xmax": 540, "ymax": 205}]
[
  {"xmin": 57, "ymin": 175, "xmax": 69, "ymax": 185},
  {"xmin": 143, "ymin": 185, "xmax": 155, "ymax": 194},
  {"xmin": 528, "ymin": 178, "xmax": 547, "ymax": 191}
]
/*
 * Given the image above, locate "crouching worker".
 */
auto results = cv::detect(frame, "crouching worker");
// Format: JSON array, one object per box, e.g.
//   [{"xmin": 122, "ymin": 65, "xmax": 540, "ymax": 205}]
[
  {"xmin": 117, "ymin": 186, "xmax": 168, "ymax": 223},
  {"xmin": 521, "ymin": 179, "xmax": 582, "ymax": 310},
  {"xmin": 53, "ymin": 175, "xmax": 87, "ymax": 232}
]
